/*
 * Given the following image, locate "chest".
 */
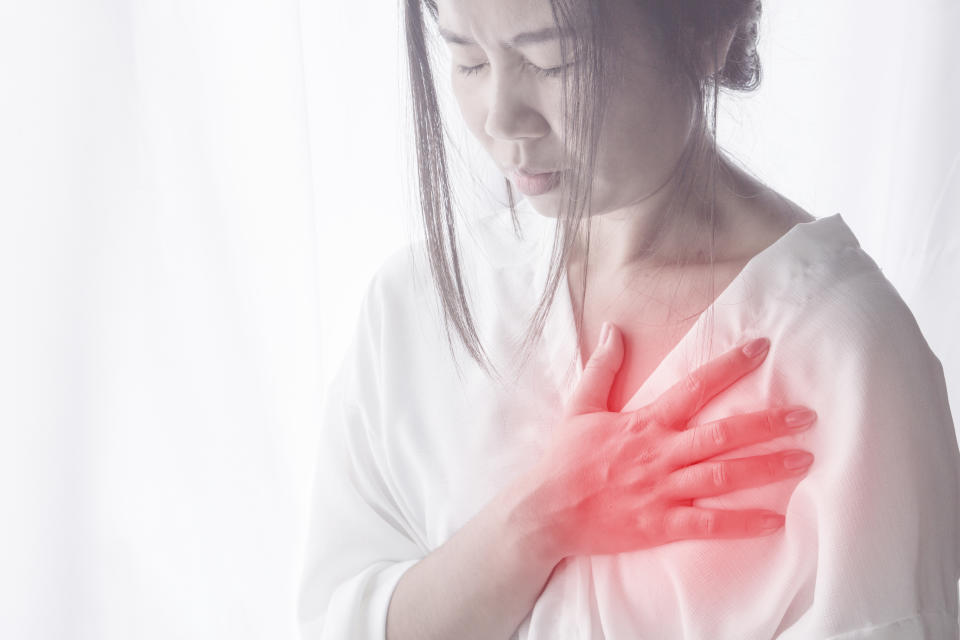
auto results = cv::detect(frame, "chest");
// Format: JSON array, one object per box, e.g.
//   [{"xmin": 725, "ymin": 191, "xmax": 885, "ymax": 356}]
[{"xmin": 567, "ymin": 261, "xmax": 747, "ymax": 413}]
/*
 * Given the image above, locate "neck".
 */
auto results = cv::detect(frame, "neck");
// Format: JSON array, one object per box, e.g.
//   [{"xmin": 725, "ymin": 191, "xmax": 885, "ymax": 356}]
[{"xmin": 569, "ymin": 153, "xmax": 760, "ymax": 277}]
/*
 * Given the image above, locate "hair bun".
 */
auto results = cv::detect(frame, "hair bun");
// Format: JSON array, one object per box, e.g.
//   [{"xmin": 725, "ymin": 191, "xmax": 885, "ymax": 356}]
[{"xmin": 719, "ymin": 0, "xmax": 762, "ymax": 91}]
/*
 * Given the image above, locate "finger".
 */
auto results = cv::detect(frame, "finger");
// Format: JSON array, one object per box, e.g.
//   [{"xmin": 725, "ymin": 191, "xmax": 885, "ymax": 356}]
[
  {"xmin": 659, "ymin": 449, "xmax": 814, "ymax": 500},
  {"xmin": 565, "ymin": 321, "xmax": 624, "ymax": 416},
  {"xmin": 647, "ymin": 337, "xmax": 770, "ymax": 428},
  {"xmin": 662, "ymin": 405, "xmax": 818, "ymax": 469},
  {"xmin": 659, "ymin": 507, "xmax": 785, "ymax": 542}
]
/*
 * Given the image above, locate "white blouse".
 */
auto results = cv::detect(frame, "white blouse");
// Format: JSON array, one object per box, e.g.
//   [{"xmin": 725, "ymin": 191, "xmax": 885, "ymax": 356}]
[{"xmin": 298, "ymin": 200, "xmax": 960, "ymax": 639}]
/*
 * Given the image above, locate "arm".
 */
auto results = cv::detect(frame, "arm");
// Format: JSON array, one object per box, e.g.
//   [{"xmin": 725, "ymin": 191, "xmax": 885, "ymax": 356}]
[
  {"xmin": 299, "ymin": 363, "xmax": 560, "ymax": 640},
  {"xmin": 298, "ymin": 268, "xmax": 429, "ymax": 639},
  {"xmin": 298, "ymin": 256, "xmax": 561, "ymax": 640},
  {"xmin": 297, "ymin": 375, "xmax": 426, "ymax": 640},
  {"xmin": 773, "ymin": 274, "xmax": 960, "ymax": 638},
  {"xmin": 386, "ymin": 470, "xmax": 559, "ymax": 640}
]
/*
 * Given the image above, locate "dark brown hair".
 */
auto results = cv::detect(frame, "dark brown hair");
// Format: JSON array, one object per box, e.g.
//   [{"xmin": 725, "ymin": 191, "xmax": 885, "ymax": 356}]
[{"xmin": 403, "ymin": 0, "xmax": 763, "ymax": 385}]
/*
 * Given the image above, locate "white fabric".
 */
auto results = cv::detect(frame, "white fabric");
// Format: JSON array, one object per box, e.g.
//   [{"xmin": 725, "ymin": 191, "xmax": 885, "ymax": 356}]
[
  {"xmin": 0, "ymin": 2, "xmax": 320, "ymax": 638},
  {"xmin": 299, "ymin": 200, "xmax": 960, "ymax": 638}
]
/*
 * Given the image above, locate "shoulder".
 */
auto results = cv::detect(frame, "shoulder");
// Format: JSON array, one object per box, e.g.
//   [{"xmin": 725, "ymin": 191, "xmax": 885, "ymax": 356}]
[
  {"xmin": 771, "ymin": 215, "xmax": 925, "ymax": 340},
  {"xmin": 785, "ymin": 216, "xmax": 924, "ymax": 340},
  {"xmin": 365, "ymin": 201, "xmax": 541, "ymax": 295},
  {"xmin": 363, "ymin": 203, "xmax": 550, "ymax": 320},
  {"xmin": 763, "ymin": 215, "xmax": 948, "ymax": 411},
  {"xmin": 357, "ymin": 239, "xmax": 437, "ymax": 325},
  {"xmin": 332, "ymin": 241, "xmax": 437, "ymax": 406}
]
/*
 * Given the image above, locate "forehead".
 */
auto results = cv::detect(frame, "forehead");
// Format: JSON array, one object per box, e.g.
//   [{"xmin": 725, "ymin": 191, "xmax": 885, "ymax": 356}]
[{"xmin": 436, "ymin": 0, "xmax": 560, "ymax": 48}]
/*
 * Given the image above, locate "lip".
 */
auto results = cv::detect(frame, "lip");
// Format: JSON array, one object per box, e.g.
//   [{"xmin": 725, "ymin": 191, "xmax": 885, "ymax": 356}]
[
  {"xmin": 512, "ymin": 166, "xmax": 559, "ymax": 176},
  {"xmin": 507, "ymin": 168, "xmax": 562, "ymax": 196}
]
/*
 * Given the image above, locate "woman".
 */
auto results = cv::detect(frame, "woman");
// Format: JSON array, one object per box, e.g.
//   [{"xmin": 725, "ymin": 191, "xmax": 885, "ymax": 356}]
[{"xmin": 299, "ymin": 0, "xmax": 960, "ymax": 638}]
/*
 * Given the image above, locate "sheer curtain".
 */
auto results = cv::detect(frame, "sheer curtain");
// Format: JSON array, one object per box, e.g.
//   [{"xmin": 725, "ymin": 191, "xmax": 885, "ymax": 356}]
[
  {"xmin": 0, "ymin": 1, "xmax": 955, "ymax": 639},
  {"xmin": 1, "ymin": 1, "xmax": 321, "ymax": 638}
]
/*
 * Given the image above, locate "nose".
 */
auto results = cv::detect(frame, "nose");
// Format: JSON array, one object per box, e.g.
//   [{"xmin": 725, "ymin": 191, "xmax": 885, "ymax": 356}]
[{"xmin": 483, "ymin": 74, "xmax": 551, "ymax": 141}]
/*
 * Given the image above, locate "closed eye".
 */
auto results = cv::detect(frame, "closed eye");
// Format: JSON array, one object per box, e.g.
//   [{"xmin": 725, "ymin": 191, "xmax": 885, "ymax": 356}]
[{"xmin": 455, "ymin": 59, "xmax": 574, "ymax": 79}]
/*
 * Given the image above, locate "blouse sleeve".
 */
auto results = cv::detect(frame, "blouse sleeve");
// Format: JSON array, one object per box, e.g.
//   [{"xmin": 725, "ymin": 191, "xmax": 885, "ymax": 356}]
[
  {"xmin": 773, "ymin": 269, "xmax": 960, "ymax": 638},
  {"xmin": 298, "ymin": 266, "xmax": 426, "ymax": 639}
]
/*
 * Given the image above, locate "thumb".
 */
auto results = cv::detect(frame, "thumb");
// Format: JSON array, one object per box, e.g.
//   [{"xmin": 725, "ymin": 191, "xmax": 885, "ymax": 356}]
[{"xmin": 565, "ymin": 321, "xmax": 624, "ymax": 416}]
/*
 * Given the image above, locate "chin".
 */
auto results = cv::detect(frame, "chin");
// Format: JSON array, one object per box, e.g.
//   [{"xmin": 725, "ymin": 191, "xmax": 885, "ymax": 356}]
[
  {"xmin": 532, "ymin": 205, "xmax": 560, "ymax": 220},
  {"xmin": 523, "ymin": 199, "xmax": 561, "ymax": 219}
]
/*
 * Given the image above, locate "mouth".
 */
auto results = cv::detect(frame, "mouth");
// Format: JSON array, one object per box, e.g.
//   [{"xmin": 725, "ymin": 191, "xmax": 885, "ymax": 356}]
[{"xmin": 507, "ymin": 168, "xmax": 562, "ymax": 196}]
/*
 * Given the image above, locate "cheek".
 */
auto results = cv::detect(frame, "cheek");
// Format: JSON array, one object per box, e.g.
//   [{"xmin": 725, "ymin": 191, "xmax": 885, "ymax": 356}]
[
  {"xmin": 451, "ymin": 82, "xmax": 489, "ymax": 140},
  {"xmin": 594, "ymin": 76, "xmax": 694, "ymax": 191}
]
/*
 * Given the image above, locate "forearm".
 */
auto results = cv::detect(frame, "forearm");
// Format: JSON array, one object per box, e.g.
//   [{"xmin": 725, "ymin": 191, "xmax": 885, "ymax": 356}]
[{"xmin": 385, "ymin": 472, "xmax": 559, "ymax": 640}]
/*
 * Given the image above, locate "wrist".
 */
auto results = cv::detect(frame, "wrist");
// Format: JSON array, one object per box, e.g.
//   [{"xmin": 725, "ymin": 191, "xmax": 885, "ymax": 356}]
[{"xmin": 495, "ymin": 467, "xmax": 563, "ymax": 572}]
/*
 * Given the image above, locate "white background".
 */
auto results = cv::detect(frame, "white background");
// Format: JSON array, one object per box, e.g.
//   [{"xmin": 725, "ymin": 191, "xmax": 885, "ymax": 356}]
[{"xmin": 0, "ymin": 0, "xmax": 956, "ymax": 637}]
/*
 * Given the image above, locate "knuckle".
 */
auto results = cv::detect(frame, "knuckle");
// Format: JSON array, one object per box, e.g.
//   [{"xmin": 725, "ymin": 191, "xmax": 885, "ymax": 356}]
[
  {"xmin": 636, "ymin": 511, "xmax": 663, "ymax": 538},
  {"xmin": 711, "ymin": 462, "xmax": 728, "ymax": 488},
  {"xmin": 763, "ymin": 411, "xmax": 778, "ymax": 435},
  {"xmin": 690, "ymin": 427, "xmax": 705, "ymax": 454},
  {"xmin": 700, "ymin": 512, "xmax": 717, "ymax": 535},
  {"xmin": 710, "ymin": 420, "xmax": 728, "ymax": 447},
  {"xmin": 667, "ymin": 512, "xmax": 686, "ymax": 537},
  {"xmin": 649, "ymin": 414, "xmax": 669, "ymax": 433},
  {"xmin": 625, "ymin": 410, "xmax": 648, "ymax": 434},
  {"xmin": 636, "ymin": 446, "xmax": 658, "ymax": 465},
  {"xmin": 584, "ymin": 358, "xmax": 613, "ymax": 376}
]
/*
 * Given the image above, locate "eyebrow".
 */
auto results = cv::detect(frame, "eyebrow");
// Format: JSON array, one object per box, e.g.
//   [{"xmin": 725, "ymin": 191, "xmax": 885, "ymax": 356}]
[{"xmin": 437, "ymin": 25, "xmax": 564, "ymax": 49}]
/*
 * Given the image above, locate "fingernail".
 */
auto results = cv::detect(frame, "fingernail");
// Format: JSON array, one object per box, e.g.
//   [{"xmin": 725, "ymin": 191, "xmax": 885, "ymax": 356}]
[
  {"xmin": 742, "ymin": 337, "xmax": 770, "ymax": 358},
  {"xmin": 759, "ymin": 514, "xmax": 784, "ymax": 530},
  {"xmin": 598, "ymin": 322, "xmax": 610, "ymax": 349},
  {"xmin": 785, "ymin": 408, "xmax": 817, "ymax": 428},
  {"xmin": 783, "ymin": 451, "xmax": 814, "ymax": 470}
]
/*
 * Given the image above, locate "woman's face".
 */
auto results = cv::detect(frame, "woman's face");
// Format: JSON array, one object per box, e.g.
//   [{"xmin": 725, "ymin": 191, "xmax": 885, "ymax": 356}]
[{"xmin": 436, "ymin": 0, "xmax": 697, "ymax": 219}]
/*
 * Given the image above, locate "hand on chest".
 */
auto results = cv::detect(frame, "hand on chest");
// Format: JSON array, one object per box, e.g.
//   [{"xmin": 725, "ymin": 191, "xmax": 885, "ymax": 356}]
[{"xmin": 571, "ymin": 264, "xmax": 744, "ymax": 413}]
